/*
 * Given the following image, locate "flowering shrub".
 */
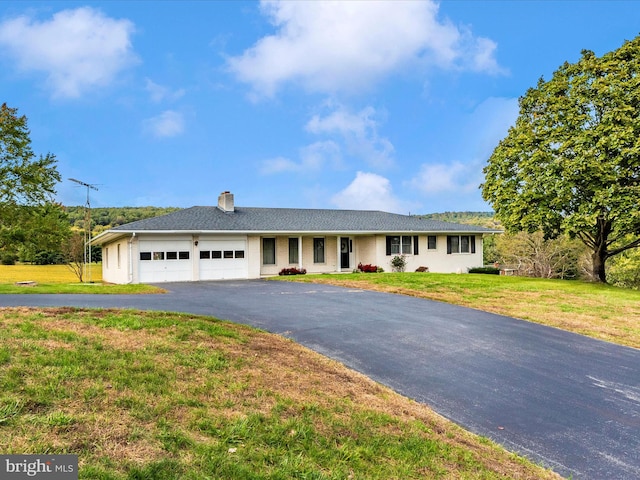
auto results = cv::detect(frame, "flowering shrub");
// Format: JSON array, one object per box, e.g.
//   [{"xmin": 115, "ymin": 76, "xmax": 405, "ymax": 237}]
[
  {"xmin": 279, "ymin": 267, "xmax": 307, "ymax": 276},
  {"xmin": 358, "ymin": 263, "xmax": 384, "ymax": 273},
  {"xmin": 390, "ymin": 255, "xmax": 407, "ymax": 272}
]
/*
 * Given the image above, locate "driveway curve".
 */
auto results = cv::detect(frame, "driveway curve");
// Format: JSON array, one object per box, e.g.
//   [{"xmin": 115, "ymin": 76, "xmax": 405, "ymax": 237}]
[{"xmin": 1, "ymin": 279, "xmax": 639, "ymax": 479}]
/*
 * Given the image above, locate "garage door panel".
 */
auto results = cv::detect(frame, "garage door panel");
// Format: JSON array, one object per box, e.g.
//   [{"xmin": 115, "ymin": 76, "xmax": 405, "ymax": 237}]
[
  {"xmin": 139, "ymin": 241, "xmax": 192, "ymax": 283},
  {"xmin": 199, "ymin": 239, "xmax": 247, "ymax": 280}
]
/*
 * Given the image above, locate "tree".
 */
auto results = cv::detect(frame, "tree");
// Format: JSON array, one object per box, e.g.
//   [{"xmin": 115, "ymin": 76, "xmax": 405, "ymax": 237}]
[
  {"xmin": 494, "ymin": 231, "xmax": 584, "ymax": 280},
  {"xmin": 18, "ymin": 203, "xmax": 71, "ymax": 264},
  {"xmin": 481, "ymin": 37, "xmax": 640, "ymax": 282},
  {"xmin": 64, "ymin": 231, "xmax": 86, "ymax": 282},
  {"xmin": 0, "ymin": 103, "xmax": 61, "ymax": 258}
]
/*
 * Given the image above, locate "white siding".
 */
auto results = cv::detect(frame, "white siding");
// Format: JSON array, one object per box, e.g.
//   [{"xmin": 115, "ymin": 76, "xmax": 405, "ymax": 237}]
[{"xmin": 372, "ymin": 234, "xmax": 484, "ymax": 273}]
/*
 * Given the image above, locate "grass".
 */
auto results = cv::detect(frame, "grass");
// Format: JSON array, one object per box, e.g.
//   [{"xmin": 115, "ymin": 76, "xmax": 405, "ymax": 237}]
[
  {"xmin": 0, "ymin": 264, "xmax": 163, "ymax": 294},
  {"xmin": 277, "ymin": 272, "xmax": 640, "ymax": 349},
  {"xmin": 0, "ymin": 307, "xmax": 560, "ymax": 479}
]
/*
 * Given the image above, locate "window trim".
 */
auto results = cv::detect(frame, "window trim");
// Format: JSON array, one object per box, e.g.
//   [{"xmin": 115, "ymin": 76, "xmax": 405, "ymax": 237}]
[
  {"xmin": 386, "ymin": 235, "xmax": 416, "ymax": 256},
  {"xmin": 288, "ymin": 237, "xmax": 299, "ymax": 264},
  {"xmin": 263, "ymin": 237, "xmax": 276, "ymax": 265},
  {"xmin": 446, "ymin": 235, "xmax": 476, "ymax": 254},
  {"xmin": 313, "ymin": 237, "xmax": 325, "ymax": 264}
]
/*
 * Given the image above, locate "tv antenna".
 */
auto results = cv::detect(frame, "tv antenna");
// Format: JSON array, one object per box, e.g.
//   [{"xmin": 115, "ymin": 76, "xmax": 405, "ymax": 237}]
[{"xmin": 69, "ymin": 178, "xmax": 99, "ymax": 283}]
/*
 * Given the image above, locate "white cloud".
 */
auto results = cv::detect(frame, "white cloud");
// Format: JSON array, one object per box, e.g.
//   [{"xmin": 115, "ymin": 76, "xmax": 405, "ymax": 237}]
[
  {"xmin": 408, "ymin": 96, "xmax": 518, "ymax": 198},
  {"xmin": 331, "ymin": 171, "xmax": 404, "ymax": 212},
  {"xmin": 306, "ymin": 104, "xmax": 394, "ymax": 168},
  {"xmin": 261, "ymin": 140, "xmax": 340, "ymax": 174},
  {"xmin": 0, "ymin": 7, "xmax": 137, "ymax": 98},
  {"xmin": 145, "ymin": 78, "xmax": 186, "ymax": 103},
  {"xmin": 143, "ymin": 110, "xmax": 185, "ymax": 138},
  {"xmin": 408, "ymin": 161, "xmax": 479, "ymax": 196},
  {"xmin": 227, "ymin": 0, "xmax": 503, "ymax": 97}
]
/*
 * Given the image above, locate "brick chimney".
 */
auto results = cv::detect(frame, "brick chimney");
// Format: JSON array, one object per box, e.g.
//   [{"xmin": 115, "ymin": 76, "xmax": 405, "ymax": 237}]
[{"xmin": 217, "ymin": 191, "xmax": 234, "ymax": 212}]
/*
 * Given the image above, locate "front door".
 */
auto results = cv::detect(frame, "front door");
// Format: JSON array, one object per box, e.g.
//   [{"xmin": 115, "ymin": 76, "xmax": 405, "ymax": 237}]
[{"xmin": 340, "ymin": 237, "xmax": 350, "ymax": 269}]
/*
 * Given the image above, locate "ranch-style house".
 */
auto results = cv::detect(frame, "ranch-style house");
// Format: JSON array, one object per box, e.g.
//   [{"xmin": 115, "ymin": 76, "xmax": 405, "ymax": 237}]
[{"xmin": 91, "ymin": 191, "xmax": 499, "ymax": 284}]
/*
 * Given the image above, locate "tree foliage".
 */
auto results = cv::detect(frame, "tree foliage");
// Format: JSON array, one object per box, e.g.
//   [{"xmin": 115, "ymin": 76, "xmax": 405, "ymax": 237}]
[
  {"xmin": 65, "ymin": 206, "xmax": 180, "ymax": 234},
  {"xmin": 0, "ymin": 103, "xmax": 62, "ymax": 259},
  {"xmin": 494, "ymin": 231, "xmax": 585, "ymax": 280},
  {"xmin": 482, "ymin": 37, "xmax": 640, "ymax": 282}
]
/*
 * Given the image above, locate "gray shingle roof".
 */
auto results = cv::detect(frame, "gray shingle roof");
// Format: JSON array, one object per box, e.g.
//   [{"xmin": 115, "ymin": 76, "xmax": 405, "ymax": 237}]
[{"xmin": 106, "ymin": 206, "xmax": 496, "ymax": 234}]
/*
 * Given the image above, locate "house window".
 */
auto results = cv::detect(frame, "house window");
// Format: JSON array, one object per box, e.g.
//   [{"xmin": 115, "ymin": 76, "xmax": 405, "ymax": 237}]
[
  {"xmin": 224, "ymin": 250, "xmax": 234, "ymax": 259},
  {"xmin": 447, "ymin": 235, "xmax": 476, "ymax": 254},
  {"xmin": 153, "ymin": 252, "xmax": 165, "ymax": 260},
  {"xmin": 387, "ymin": 236, "xmax": 400, "ymax": 255},
  {"xmin": 117, "ymin": 244, "xmax": 121, "ymax": 269},
  {"xmin": 200, "ymin": 251, "xmax": 210, "ymax": 259},
  {"xmin": 140, "ymin": 252, "xmax": 152, "ymax": 261},
  {"xmin": 105, "ymin": 248, "xmax": 109, "ymax": 269},
  {"xmin": 167, "ymin": 251, "xmax": 178, "ymax": 260},
  {"xmin": 212, "ymin": 250, "xmax": 222, "ymax": 259},
  {"xmin": 427, "ymin": 236, "xmax": 437, "ymax": 250},
  {"xmin": 313, "ymin": 238, "xmax": 325, "ymax": 263},
  {"xmin": 386, "ymin": 236, "xmax": 415, "ymax": 255},
  {"xmin": 289, "ymin": 238, "xmax": 299, "ymax": 264},
  {"xmin": 263, "ymin": 238, "xmax": 276, "ymax": 265},
  {"xmin": 179, "ymin": 251, "xmax": 189, "ymax": 260},
  {"xmin": 402, "ymin": 236, "xmax": 412, "ymax": 254},
  {"xmin": 235, "ymin": 250, "xmax": 245, "ymax": 259}
]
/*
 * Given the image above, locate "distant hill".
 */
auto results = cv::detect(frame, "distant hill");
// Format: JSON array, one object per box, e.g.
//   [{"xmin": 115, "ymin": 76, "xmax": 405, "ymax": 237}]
[
  {"xmin": 65, "ymin": 206, "xmax": 181, "ymax": 234},
  {"xmin": 418, "ymin": 211, "xmax": 501, "ymax": 229}
]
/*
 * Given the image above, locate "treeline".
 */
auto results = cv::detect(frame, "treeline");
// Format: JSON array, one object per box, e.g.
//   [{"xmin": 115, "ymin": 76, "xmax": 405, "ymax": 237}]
[
  {"xmin": 65, "ymin": 206, "xmax": 180, "ymax": 235},
  {"xmin": 419, "ymin": 211, "xmax": 500, "ymax": 229}
]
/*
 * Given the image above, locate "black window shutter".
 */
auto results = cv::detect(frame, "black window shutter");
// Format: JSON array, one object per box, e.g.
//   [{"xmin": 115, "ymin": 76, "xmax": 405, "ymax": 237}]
[
  {"xmin": 447, "ymin": 236, "xmax": 452, "ymax": 254},
  {"xmin": 471, "ymin": 236, "xmax": 476, "ymax": 254},
  {"xmin": 386, "ymin": 236, "xmax": 392, "ymax": 256},
  {"xmin": 413, "ymin": 235, "xmax": 419, "ymax": 255}
]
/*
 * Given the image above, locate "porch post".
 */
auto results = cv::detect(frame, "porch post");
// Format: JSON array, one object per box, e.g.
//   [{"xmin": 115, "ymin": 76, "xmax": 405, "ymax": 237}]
[{"xmin": 298, "ymin": 236, "xmax": 303, "ymax": 270}]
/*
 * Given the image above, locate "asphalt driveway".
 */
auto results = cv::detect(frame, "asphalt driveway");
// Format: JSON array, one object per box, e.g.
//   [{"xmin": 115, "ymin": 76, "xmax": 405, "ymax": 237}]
[{"xmin": 1, "ymin": 279, "xmax": 639, "ymax": 479}]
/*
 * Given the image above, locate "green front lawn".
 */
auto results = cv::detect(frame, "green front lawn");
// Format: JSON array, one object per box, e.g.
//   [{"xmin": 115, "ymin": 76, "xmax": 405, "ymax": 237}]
[{"xmin": 0, "ymin": 308, "xmax": 560, "ymax": 479}]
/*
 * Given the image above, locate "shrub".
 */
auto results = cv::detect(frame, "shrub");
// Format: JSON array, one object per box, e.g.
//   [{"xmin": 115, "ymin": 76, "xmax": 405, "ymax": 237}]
[
  {"xmin": 468, "ymin": 266, "xmax": 500, "ymax": 275},
  {"xmin": 1, "ymin": 253, "xmax": 17, "ymax": 265},
  {"xmin": 415, "ymin": 266, "xmax": 429, "ymax": 273},
  {"xmin": 358, "ymin": 263, "xmax": 379, "ymax": 273},
  {"xmin": 279, "ymin": 267, "xmax": 307, "ymax": 276},
  {"xmin": 390, "ymin": 255, "xmax": 407, "ymax": 272}
]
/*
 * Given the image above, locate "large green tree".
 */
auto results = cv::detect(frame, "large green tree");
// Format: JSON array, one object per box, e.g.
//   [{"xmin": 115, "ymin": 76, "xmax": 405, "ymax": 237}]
[
  {"xmin": 482, "ymin": 37, "xmax": 640, "ymax": 282},
  {"xmin": 0, "ymin": 103, "xmax": 62, "ymax": 260}
]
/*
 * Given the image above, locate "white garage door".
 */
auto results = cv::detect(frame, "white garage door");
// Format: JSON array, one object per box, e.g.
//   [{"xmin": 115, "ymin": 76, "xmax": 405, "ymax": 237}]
[
  {"xmin": 139, "ymin": 240, "xmax": 192, "ymax": 283},
  {"xmin": 199, "ymin": 239, "xmax": 248, "ymax": 280}
]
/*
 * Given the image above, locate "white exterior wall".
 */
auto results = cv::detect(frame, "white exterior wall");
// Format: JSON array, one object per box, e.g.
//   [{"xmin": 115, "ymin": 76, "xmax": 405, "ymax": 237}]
[
  {"xmin": 354, "ymin": 236, "xmax": 376, "ymax": 268},
  {"xmin": 372, "ymin": 234, "xmax": 484, "ymax": 273},
  {"xmin": 304, "ymin": 236, "xmax": 338, "ymax": 274},
  {"xmin": 259, "ymin": 235, "xmax": 340, "ymax": 276},
  {"xmin": 100, "ymin": 232, "xmax": 485, "ymax": 284},
  {"xmin": 246, "ymin": 236, "xmax": 261, "ymax": 279},
  {"xmin": 101, "ymin": 239, "xmax": 130, "ymax": 284}
]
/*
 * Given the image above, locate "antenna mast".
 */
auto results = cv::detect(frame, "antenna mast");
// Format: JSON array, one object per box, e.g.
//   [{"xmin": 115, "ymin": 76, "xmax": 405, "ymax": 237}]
[{"xmin": 69, "ymin": 178, "xmax": 99, "ymax": 283}]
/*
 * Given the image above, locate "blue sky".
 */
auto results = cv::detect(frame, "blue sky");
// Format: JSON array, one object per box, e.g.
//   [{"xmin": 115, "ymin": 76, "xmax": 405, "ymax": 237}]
[{"xmin": 1, "ymin": 1, "xmax": 639, "ymax": 213}]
